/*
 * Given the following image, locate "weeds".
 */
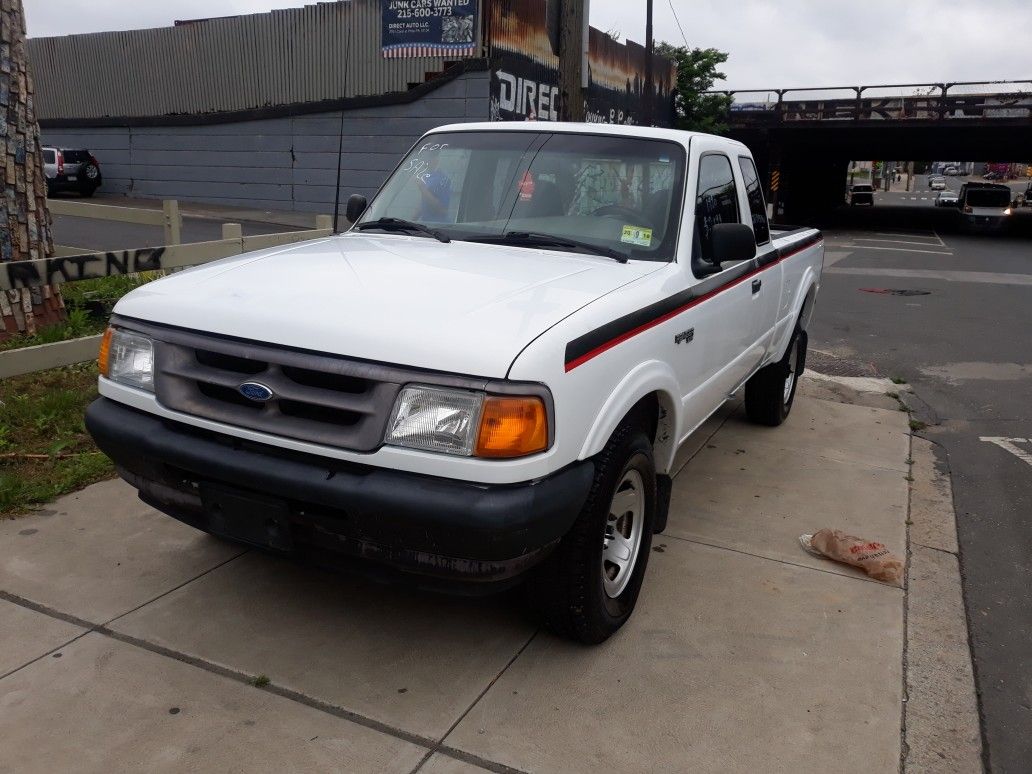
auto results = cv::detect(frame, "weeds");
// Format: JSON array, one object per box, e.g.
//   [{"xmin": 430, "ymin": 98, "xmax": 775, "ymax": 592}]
[
  {"xmin": 909, "ymin": 419, "xmax": 927, "ymax": 433},
  {"xmin": 251, "ymin": 675, "xmax": 270, "ymax": 688},
  {"xmin": 890, "ymin": 376, "xmax": 907, "ymax": 385},
  {"xmin": 0, "ymin": 363, "xmax": 113, "ymax": 517}
]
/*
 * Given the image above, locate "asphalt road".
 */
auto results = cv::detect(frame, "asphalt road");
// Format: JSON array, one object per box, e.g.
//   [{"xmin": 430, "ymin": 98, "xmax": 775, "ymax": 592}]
[
  {"xmin": 49, "ymin": 204, "xmax": 301, "ymax": 253},
  {"xmin": 871, "ymin": 173, "xmax": 1030, "ymax": 210},
  {"xmin": 811, "ymin": 207, "xmax": 1032, "ymax": 773}
]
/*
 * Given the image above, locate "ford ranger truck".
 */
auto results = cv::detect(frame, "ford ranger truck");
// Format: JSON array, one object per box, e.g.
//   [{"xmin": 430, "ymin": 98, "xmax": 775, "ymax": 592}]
[{"xmin": 86, "ymin": 124, "xmax": 824, "ymax": 643}]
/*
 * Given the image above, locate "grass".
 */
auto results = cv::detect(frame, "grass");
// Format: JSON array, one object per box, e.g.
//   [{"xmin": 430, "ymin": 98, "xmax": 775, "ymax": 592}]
[
  {"xmin": 0, "ymin": 362, "xmax": 114, "ymax": 518},
  {"xmin": 909, "ymin": 419, "xmax": 928, "ymax": 433},
  {"xmin": 0, "ymin": 308, "xmax": 104, "ymax": 352},
  {"xmin": 890, "ymin": 376, "xmax": 908, "ymax": 385},
  {"xmin": 251, "ymin": 674, "xmax": 271, "ymax": 688},
  {"xmin": 0, "ymin": 273, "xmax": 162, "ymax": 353}
]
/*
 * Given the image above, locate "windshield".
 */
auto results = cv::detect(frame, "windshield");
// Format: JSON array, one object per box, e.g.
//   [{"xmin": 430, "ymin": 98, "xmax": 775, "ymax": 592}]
[
  {"xmin": 965, "ymin": 189, "xmax": 1010, "ymax": 208},
  {"xmin": 853, "ymin": 185, "xmax": 873, "ymax": 192},
  {"xmin": 357, "ymin": 131, "xmax": 687, "ymax": 262}
]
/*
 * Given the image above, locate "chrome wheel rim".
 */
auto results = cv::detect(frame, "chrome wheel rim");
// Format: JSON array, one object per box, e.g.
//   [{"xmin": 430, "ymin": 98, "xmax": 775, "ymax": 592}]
[
  {"xmin": 86, "ymin": 166, "xmax": 98, "ymax": 179},
  {"xmin": 602, "ymin": 469, "xmax": 645, "ymax": 598},
  {"xmin": 784, "ymin": 340, "xmax": 799, "ymax": 405}
]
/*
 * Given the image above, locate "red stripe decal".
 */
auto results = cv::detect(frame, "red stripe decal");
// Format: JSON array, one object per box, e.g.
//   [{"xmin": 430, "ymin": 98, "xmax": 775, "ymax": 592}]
[{"xmin": 564, "ymin": 239, "xmax": 822, "ymax": 372}]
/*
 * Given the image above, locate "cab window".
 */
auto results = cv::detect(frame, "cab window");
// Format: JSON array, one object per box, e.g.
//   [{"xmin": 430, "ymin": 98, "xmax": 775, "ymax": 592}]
[
  {"xmin": 695, "ymin": 154, "xmax": 739, "ymax": 264},
  {"xmin": 738, "ymin": 156, "xmax": 770, "ymax": 244}
]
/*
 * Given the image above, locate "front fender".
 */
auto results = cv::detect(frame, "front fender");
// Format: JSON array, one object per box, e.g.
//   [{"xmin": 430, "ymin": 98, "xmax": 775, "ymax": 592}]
[{"xmin": 578, "ymin": 359, "xmax": 680, "ymax": 475}]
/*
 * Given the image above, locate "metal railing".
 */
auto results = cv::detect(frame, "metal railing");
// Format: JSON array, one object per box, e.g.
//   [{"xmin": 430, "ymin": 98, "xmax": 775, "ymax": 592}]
[
  {"xmin": 711, "ymin": 79, "xmax": 1032, "ymax": 123},
  {"xmin": 1, "ymin": 201, "xmax": 334, "ymax": 379}
]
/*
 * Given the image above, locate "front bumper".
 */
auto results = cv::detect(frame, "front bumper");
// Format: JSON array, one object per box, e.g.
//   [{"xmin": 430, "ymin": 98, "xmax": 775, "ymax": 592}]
[{"xmin": 86, "ymin": 398, "xmax": 593, "ymax": 588}]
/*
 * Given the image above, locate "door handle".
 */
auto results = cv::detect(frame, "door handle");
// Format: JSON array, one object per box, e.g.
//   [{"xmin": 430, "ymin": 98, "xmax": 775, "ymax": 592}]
[{"xmin": 751, "ymin": 279, "xmax": 762, "ymax": 294}]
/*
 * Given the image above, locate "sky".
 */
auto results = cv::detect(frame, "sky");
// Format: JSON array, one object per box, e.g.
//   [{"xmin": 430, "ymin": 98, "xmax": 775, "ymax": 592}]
[{"xmin": 22, "ymin": 0, "xmax": 1032, "ymax": 91}]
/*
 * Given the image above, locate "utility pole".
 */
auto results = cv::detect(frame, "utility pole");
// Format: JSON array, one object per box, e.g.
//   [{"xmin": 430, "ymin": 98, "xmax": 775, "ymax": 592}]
[
  {"xmin": 643, "ymin": 0, "xmax": 654, "ymax": 126},
  {"xmin": 558, "ymin": 0, "xmax": 586, "ymax": 122},
  {"xmin": 1, "ymin": 0, "xmax": 58, "ymax": 340}
]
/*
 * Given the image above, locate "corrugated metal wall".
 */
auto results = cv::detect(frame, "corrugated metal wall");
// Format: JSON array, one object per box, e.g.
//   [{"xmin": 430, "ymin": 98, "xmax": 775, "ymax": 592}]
[{"xmin": 29, "ymin": 0, "xmax": 482, "ymax": 120}]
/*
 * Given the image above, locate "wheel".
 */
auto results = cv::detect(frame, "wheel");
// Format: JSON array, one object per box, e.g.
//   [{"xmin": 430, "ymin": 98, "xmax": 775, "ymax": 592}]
[
  {"xmin": 744, "ymin": 327, "xmax": 808, "ymax": 426},
  {"xmin": 80, "ymin": 163, "xmax": 100, "ymax": 196},
  {"xmin": 527, "ymin": 417, "xmax": 656, "ymax": 643}
]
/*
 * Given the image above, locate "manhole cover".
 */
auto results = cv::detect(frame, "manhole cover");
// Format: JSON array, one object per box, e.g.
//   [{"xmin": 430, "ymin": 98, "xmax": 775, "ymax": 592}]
[{"xmin": 859, "ymin": 288, "xmax": 931, "ymax": 296}]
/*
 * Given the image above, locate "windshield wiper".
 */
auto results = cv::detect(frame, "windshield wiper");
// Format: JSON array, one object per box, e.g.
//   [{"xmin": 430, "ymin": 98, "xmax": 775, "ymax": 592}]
[
  {"xmin": 353, "ymin": 217, "xmax": 450, "ymax": 243},
  {"xmin": 467, "ymin": 231, "xmax": 628, "ymax": 263}
]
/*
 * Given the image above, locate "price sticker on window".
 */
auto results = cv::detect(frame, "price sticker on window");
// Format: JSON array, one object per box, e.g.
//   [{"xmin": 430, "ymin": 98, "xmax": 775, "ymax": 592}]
[{"xmin": 621, "ymin": 225, "xmax": 653, "ymax": 247}]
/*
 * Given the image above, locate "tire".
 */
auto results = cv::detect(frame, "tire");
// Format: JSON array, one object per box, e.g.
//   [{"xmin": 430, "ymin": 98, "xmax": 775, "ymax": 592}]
[
  {"xmin": 80, "ymin": 164, "xmax": 101, "ymax": 197},
  {"xmin": 744, "ymin": 327, "xmax": 808, "ymax": 427},
  {"xmin": 527, "ymin": 418, "xmax": 656, "ymax": 644}
]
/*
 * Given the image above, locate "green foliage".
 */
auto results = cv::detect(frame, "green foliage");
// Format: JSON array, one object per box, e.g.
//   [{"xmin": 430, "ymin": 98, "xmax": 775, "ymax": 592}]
[
  {"xmin": 59, "ymin": 272, "xmax": 161, "ymax": 309},
  {"xmin": 0, "ymin": 272, "xmax": 162, "ymax": 353},
  {"xmin": 655, "ymin": 43, "xmax": 733, "ymax": 134},
  {"xmin": 0, "ymin": 307, "xmax": 105, "ymax": 352},
  {"xmin": 0, "ymin": 363, "xmax": 114, "ymax": 517}
]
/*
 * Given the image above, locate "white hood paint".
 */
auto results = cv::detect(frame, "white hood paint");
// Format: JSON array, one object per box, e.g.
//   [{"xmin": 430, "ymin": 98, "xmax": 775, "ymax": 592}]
[{"xmin": 114, "ymin": 233, "xmax": 661, "ymax": 378}]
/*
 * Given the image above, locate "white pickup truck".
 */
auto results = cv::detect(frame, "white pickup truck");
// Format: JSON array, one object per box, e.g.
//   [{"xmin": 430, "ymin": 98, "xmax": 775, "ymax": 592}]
[{"xmin": 86, "ymin": 123, "xmax": 823, "ymax": 643}]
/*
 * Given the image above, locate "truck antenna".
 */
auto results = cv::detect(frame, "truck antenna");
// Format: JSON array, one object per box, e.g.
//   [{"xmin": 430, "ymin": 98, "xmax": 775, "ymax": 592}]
[{"xmin": 331, "ymin": 23, "xmax": 353, "ymax": 234}]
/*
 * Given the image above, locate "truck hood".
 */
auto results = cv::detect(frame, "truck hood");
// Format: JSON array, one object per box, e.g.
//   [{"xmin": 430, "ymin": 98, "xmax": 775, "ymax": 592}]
[{"xmin": 114, "ymin": 233, "xmax": 660, "ymax": 377}]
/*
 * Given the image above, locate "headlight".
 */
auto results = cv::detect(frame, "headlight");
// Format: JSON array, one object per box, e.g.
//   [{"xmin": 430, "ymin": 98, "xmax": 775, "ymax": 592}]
[
  {"xmin": 99, "ymin": 327, "xmax": 154, "ymax": 392},
  {"xmin": 386, "ymin": 386, "xmax": 483, "ymax": 456},
  {"xmin": 385, "ymin": 385, "xmax": 548, "ymax": 458}
]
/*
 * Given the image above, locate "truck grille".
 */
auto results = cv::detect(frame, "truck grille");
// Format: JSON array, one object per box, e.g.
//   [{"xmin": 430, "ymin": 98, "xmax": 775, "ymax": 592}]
[{"xmin": 153, "ymin": 332, "xmax": 404, "ymax": 452}]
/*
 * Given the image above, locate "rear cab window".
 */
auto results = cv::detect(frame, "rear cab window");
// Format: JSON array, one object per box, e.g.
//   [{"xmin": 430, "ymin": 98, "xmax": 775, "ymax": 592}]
[
  {"xmin": 42, "ymin": 149, "xmax": 56, "ymax": 164},
  {"xmin": 737, "ymin": 156, "xmax": 770, "ymax": 245}
]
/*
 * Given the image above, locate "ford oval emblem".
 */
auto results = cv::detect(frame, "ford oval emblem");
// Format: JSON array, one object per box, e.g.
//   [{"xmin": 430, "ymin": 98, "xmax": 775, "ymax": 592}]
[{"xmin": 238, "ymin": 382, "xmax": 274, "ymax": 402}]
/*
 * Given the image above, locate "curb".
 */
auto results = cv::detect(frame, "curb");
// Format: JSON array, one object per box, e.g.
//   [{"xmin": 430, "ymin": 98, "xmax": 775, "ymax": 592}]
[{"xmin": 902, "ymin": 436, "xmax": 984, "ymax": 773}]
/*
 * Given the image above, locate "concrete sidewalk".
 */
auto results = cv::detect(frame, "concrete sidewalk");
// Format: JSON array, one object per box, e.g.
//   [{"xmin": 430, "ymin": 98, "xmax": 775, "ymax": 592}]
[{"xmin": 0, "ymin": 386, "xmax": 978, "ymax": 773}]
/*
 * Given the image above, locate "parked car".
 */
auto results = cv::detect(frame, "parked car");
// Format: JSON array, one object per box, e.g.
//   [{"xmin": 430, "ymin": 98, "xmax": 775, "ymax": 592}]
[
  {"xmin": 1024, "ymin": 182, "xmax": 1032, "ymax": 207},
  {"xmin": 957, "ymin": 183, "xmax": 1012, "ymax": 231},
  {"xmin": 982, "ymin": 171, "xmax": 1001, "ymax": 181},
  {"xmin": 934, "ymin": 190, "xmax": 959, "ymax": 207},
  {"xmin": 850, "ymin": 183, "xmax": 875, "ymax": 206},
  {"xmin": 929, "ymin": 177, "xmax": 947, "ymax": 190},
  {"xmin": 42, "ymin": 147, "xmax": 103, "ymax": 197},
  {"xmin": 943, "ymin": 166, "xmax": 961, "ymax": 175},
  {"xmin": 85, "ymin": 123, "xmax": 824, "ymax": 643}
]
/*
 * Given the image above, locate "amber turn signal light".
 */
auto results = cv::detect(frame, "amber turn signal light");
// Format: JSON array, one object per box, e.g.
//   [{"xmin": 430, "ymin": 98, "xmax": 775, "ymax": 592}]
[
  {"xmin": 98, "ymin": 326, "xmax": 114, "ymax": 377},
  {"xmin": 475, "ymin": 396, "xmax": 548, "ymax": 458}
]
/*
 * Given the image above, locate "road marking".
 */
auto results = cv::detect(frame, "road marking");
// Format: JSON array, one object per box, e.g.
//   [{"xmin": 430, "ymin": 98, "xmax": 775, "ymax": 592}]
[
  {"xmin": 827, "ymin": 267, "xmax": 1032, "ymax": 285},
  {"xmin": 979, "ymin": 437, "xmax": 1032, "ymax": 469},
  {"xmin": 855, "ymin": 238, "xmax": 948, "ymax": 247},
  {"xmin": 829, "ymin": 245, "xmax": 954, "ymax": 255},
  {"xmin": 876, "ymin": 231, "xmax": 938, "ymax": 238}
]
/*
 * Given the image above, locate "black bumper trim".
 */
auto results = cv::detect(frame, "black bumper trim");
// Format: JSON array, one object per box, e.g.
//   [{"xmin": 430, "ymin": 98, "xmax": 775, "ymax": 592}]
[{"xmin": 85, "ymin": 398, "xmax": 593, "ymax": 580}]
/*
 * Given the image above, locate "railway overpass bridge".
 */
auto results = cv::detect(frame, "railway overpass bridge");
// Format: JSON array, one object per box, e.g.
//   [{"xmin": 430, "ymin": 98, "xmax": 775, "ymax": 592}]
[{"xmin": 715, "ymin": 80, "xmax": 1032, "ymax": 221}]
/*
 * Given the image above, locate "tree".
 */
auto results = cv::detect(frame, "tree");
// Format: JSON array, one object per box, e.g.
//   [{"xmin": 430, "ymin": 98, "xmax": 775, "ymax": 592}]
[
  {"xmin": 655, "ymin": 43, "xmax": 733, "ymax": 134},
  {"xmin": 1, "ymin": 0, "xmax": 58, "ymax": 340}
]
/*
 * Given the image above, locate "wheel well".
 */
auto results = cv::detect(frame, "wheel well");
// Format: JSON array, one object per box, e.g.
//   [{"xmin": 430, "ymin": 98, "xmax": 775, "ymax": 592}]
[
  {"xmin": 620, "ymin": 391, "xmax": 676, "ymax": 474},
  {"xmin": 799, "ymin": 283, "xmax": 818, "ymax": 331}
]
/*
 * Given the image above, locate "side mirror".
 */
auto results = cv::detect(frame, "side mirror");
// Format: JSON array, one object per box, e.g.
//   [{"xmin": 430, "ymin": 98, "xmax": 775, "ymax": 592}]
[
  {"xmin": 709, "ymin": 223, "xmax": 757, "ymax": 265},
  {"xmin": 345, "ymin": 194, "xmax": 368, "ymax": 224}
]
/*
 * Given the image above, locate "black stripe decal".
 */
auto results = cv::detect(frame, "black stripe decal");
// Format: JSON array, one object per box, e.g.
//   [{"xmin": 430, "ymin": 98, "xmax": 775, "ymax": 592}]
[{"xmin": 563, "ymin": 230, "xmax": 823, "ymax": 371}]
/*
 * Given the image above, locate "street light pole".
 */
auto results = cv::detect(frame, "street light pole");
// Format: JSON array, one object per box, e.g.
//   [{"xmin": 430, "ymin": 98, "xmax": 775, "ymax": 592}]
[
  {"xmin": 559, "ymin": 0, "xmax": 586, "ymax": 122},
  {"xmin": 643, "ymin": 0, "xmax": 654, "ymax": 126}
]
